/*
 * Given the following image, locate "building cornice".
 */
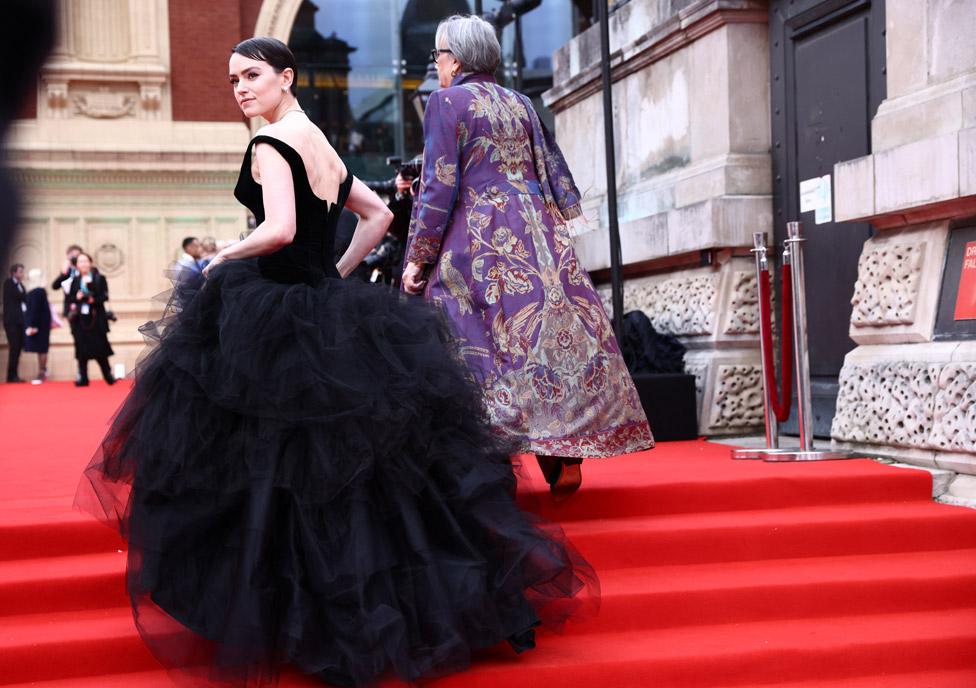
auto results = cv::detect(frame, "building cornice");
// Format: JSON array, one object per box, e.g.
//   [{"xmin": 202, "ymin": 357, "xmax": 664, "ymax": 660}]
[
  {"xmin": 543, "ymin": 0, "xmax": 767, "ymax": 113},
  {"xmin": 11, "ymin": 167, "xmax": 240, "ymax": 189},
  {"xmin": 254, "ymin": 0, "xmax": 304, "ymax": 41}
]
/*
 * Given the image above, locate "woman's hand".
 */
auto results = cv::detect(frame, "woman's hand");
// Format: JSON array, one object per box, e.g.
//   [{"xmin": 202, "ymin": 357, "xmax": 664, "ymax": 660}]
[
  {"xmin": 76, "ymin": 290, "xmax": 84, "ymax": 300},
  {"xmin": 401, "ymin": 261, "xmax": 428, "ymax": 295},
  {"xmin": 25, "ymin": 327, "xmax": 38, "ymax": 337},
  {"xmin": 202, "ymin": 252, "xmax": 227, "ymax": 278}
]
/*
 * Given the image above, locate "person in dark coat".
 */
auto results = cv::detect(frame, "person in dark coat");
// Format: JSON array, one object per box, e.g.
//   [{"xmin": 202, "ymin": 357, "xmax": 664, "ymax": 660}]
[
  {"xmin": 3, "ymin": 263, "xmax": 27, "ymax": 382},
  {"xmin": 66, "ymin": 252, "xmax": 115, "ymax": 387},
  {"xmin": 24, "ymin": 268, "xmax": 55, "ymax": 383},
  {"xmin": 51, "ymin": 244, "xmax": 84, "ymax": 316}
]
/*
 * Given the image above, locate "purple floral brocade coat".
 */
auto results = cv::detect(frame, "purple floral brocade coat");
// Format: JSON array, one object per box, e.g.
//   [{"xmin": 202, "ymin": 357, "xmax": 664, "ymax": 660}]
[{"xmin": 404, "ymin": 73, "xmax": 654, "ymax": 459}]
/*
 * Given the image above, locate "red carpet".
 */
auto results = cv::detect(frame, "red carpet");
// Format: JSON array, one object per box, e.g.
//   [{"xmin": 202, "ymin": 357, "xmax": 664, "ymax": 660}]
[{"xmin": 2, "ymin": 382, "xmax": 976, "ymax": 686}]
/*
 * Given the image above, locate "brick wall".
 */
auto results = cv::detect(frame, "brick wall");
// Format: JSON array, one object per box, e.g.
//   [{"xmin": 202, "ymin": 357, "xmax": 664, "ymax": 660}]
[
  {"xmin": 241, "ymin": 0, "xmax": 263, "ymax": 38},
  {"xmin": 16, "ymin": 90, "xmax": 37, "ymax": 120},
  {"xmin": 169, "ymin": 0, "xmax": 264, "ymax": 122}
]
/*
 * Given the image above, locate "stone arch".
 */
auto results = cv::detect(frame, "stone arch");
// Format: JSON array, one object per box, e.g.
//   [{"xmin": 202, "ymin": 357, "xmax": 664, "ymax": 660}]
[{"xmin": 254, "ymin": 0, "xmax": 304, "ymax": 41}]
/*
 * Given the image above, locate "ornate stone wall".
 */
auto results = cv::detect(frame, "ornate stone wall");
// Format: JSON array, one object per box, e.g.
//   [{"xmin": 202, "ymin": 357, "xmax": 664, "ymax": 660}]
[
  {"xmin": 849, "ymin": 243, "xmax": 924, "ymax": 327},
  {"xmin": 598, "ymin": 254, "xmax": 763, "ymax": 434},
  {"xmin": 832, "ymin": 345, "xmax": 976, "ymax": 468}
]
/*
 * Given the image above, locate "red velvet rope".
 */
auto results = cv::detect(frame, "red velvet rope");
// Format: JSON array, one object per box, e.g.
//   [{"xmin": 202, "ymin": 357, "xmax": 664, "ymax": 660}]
[{"xmin": 758, "ymin": 264, "xmax": 794, "ymax": 422}]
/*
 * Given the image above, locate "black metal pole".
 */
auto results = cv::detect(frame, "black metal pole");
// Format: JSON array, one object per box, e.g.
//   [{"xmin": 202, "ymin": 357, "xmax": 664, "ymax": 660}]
[
  {"xmin": 597, "ymin": 1, "xmax": 624, "ymax": 341},
  {"xmin": 514, "ymin": 14, "xmax": 524, "ymax": 91},
  {"xmin": 474, "ymin": 0, "xmax": 483, "ymax": 14}
]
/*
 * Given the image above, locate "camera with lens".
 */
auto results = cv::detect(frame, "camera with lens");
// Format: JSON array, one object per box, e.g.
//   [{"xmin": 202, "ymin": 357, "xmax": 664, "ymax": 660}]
[
  {"xmin": 363, "ymin": 156, "xmax": 423, "ymax": 199},
  {"xmin": 388, "ymin": 156, "xmax": 422, "ymax": 183}
]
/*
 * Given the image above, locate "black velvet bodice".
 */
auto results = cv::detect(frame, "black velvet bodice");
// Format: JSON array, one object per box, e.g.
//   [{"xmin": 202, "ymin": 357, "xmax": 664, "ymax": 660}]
[{"xmin": 234, "ymin": 135, "xmax": 353, "ymax": 285}]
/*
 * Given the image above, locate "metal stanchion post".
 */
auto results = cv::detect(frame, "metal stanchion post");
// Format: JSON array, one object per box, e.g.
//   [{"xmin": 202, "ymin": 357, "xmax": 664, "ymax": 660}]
[
  {"xmin": 732, "ymin": 232, "xmax": 778, "ymax": 460},
  {"xmin": 764, "ymin": 221, "xmax": 852, "ymax": 462}
]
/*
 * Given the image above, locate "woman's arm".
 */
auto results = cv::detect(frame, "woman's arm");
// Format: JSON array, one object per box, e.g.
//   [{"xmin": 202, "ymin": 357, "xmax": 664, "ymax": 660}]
[
  {"xmin": 204, "ymin": 143, "xmax": 297, "ymax": 276},
  {"xmin": 335, "ymin": 178, "xmax": 394, "ymax": 279}
]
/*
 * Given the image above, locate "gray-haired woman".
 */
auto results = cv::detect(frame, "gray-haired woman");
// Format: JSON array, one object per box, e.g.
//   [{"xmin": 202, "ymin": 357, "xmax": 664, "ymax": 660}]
[{"xmin": 403, "ymin": 15, "xmax": 653, "ymax": 497}]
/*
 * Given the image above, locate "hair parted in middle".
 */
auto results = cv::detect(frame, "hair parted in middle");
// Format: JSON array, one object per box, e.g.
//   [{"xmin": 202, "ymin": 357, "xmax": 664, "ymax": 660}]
[
  {"xmin": 231, "ymin": 36, "xmax": 299, "ymax": 96},
  {"xmin": 435, "ymin": 15, "xmax": 501, "ymax": 75}
]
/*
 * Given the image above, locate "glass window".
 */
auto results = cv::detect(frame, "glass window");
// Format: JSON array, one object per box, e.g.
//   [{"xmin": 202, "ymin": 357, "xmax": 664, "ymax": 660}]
[{"xmin": 289, "ymin": 0, "xmax": 587, "ymax": 181}]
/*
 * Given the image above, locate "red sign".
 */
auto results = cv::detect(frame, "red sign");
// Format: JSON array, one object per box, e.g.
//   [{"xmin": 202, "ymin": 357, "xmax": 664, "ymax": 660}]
[{"xmin": 955, "ymin": 241, "xmax": 976, "ymax": 321}]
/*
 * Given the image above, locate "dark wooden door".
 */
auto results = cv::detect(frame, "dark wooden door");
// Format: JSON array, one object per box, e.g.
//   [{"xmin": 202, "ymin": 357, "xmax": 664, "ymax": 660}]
[{"xmin": 769, "ymin": 0, "xmax": 886, "ymax": 437}]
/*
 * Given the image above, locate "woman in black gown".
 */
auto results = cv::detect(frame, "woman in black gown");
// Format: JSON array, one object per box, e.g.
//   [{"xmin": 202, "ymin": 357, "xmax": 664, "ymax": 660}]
[{"xmin": 76, "ymin": 37, "xmax": 596, "ymax": 687}]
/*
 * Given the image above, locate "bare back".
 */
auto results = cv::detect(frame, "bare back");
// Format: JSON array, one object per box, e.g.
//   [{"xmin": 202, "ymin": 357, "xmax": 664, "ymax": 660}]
[{"xmin": 251, "ymin": 115, "xmax": 346, "ymax": 205}]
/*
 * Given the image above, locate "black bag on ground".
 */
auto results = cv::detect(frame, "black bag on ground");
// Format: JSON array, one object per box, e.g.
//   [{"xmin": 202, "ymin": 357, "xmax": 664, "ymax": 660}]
[{"xmin": 619, "ymin": 310, "xmax": 699, "ymax": 441}]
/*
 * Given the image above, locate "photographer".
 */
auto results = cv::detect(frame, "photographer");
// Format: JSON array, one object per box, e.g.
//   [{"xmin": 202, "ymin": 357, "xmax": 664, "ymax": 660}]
[
  {"xmin": 66, "ymin": 252, "xmax": 115, "ymax": 387},
  {"xmin": 51, "ymin": 244, "xmax": 83, "ymax": 316},
  {"xmin": 338, "ymin": 156, "xmax": 421, "ymax": 286}
]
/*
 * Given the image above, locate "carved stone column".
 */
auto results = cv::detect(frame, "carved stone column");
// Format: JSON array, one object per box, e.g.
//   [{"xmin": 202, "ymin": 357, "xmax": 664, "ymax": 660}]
[{"xmin": 38, "ymin": 0, "xmax": 171, "ymax": 122}]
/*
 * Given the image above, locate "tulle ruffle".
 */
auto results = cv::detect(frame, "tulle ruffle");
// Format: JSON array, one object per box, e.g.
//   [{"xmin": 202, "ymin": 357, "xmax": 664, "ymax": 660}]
[{"xmin": 76, "ymin": 260, "xmax": 598, "ymax": 687}]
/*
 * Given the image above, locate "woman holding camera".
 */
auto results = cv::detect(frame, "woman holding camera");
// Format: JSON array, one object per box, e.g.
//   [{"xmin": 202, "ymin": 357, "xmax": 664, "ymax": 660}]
[{"xmin": 66, "ymin": 252, "xmax": 115, "ymax": 386}]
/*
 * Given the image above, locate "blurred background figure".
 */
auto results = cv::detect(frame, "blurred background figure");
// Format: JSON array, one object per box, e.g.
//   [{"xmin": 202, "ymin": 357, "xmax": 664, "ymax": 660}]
[
  {"xmin": 199, "ymin": 237, "xmax": 219, "ymax": 268},
  {"xmin": 343, "ymin": 156, "xmax": 422, "ymax": 287},
  {"xmin": 66, "ymin": 253, "xmax": 115, "ymax": 387},
  {"xmin": 51, "ymin": 245, "xmax": 84, "ymax": 317},
  {"xmin": 177, "ymin": 237, "xmax": 205, "ymax": 278},
  {"xmin": 3, "ymin": 264, "xmax": 27, "ymax": 383},
  {"xmin": 0, "ymin": 0, "xmax": 55, "ymax": 267},
  {"xmin": 24, "ymin": 268, "xmax": 58, "ymax": 384}
]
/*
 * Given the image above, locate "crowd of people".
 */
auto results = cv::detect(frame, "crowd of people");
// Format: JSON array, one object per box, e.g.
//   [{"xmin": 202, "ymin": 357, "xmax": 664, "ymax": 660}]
[
  {"xmin": 3, "ymin": 236, "xmax": 233, "ymax": 386},
  {"xmin": 4, "ymin": 244, "xmax": 114, "ymax": 386},
  {"xmin": 175, "ymin": 235, "xmax": 224, "ymax": 279}
]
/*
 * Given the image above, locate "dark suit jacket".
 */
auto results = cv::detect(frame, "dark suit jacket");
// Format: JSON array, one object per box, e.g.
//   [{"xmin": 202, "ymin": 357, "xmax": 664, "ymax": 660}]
[
  {"xmin": 52, "ymin": 269, "xmax": 76, "ymax": 316},
  {"xmin": 2, "ymin": 277, "xmax": 26, "ymax": 327}
]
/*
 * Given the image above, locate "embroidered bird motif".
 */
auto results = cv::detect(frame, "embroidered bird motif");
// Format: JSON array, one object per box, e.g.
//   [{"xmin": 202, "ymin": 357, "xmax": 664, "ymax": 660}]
[{"xmin": 439, "ymin": 250, "xmax": 473, "ymax": 315}]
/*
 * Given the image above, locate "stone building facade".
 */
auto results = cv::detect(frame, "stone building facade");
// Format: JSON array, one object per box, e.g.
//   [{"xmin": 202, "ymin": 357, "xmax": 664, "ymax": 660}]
[
  {"xmin": 543, "ymin": 0, "xmax": 976, "ymax": 494},
  {"xmin": 3, "ymin": 0, "xmax": 264, "ymax": 381},
  {"xmin": 828, "ymin": 0, "xmax": 976, "ymax": 490},
  {"xmin": 4, "ymin": 0, "xmax": 975, "ymax": 498},
  {"xmin": 543, "ymin": 0, "xmax": 772, "ymax": 436}
]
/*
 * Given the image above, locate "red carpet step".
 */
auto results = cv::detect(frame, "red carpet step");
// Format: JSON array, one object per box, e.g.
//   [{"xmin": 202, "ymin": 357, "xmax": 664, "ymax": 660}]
[{"xmin": 1, "ymin": 381, "xmax": 976, "ymax": 687}]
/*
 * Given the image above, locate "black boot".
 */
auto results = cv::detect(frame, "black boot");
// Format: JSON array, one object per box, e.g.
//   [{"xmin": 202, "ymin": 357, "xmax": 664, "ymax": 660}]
[
  {"xmin": 97, "ymin": 357, "xmax": 116, "ymax": 385},
  {"xmin": 75, "ymin": 360, "xmax": 89, "ymax": 387}
]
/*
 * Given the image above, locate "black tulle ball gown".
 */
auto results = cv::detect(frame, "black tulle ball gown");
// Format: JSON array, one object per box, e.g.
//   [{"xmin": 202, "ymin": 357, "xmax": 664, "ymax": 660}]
[{"xmin": 75, "ymin": 135, "xmax": 597, "ymax": 687}]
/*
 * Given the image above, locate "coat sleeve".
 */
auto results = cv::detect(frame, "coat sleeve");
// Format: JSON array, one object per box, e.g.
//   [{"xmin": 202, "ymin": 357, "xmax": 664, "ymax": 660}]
[
  {"xmin": 92, "ymin": 274, "xmax": 109, "ymax": 304},
  {"xmin": 24, "ymin": 290, "xmax": 39, "ymax": 328},
  {"xmin": 529, "ymin": 105, "xmax": 583, "ymax": 221},
  {"xmin": 66, "ymin": 277, "xmax": 80, "ymax": 307},
  {"xmin": 404, "ymin": 91, "xmax": 462, "ymax": 266}
]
